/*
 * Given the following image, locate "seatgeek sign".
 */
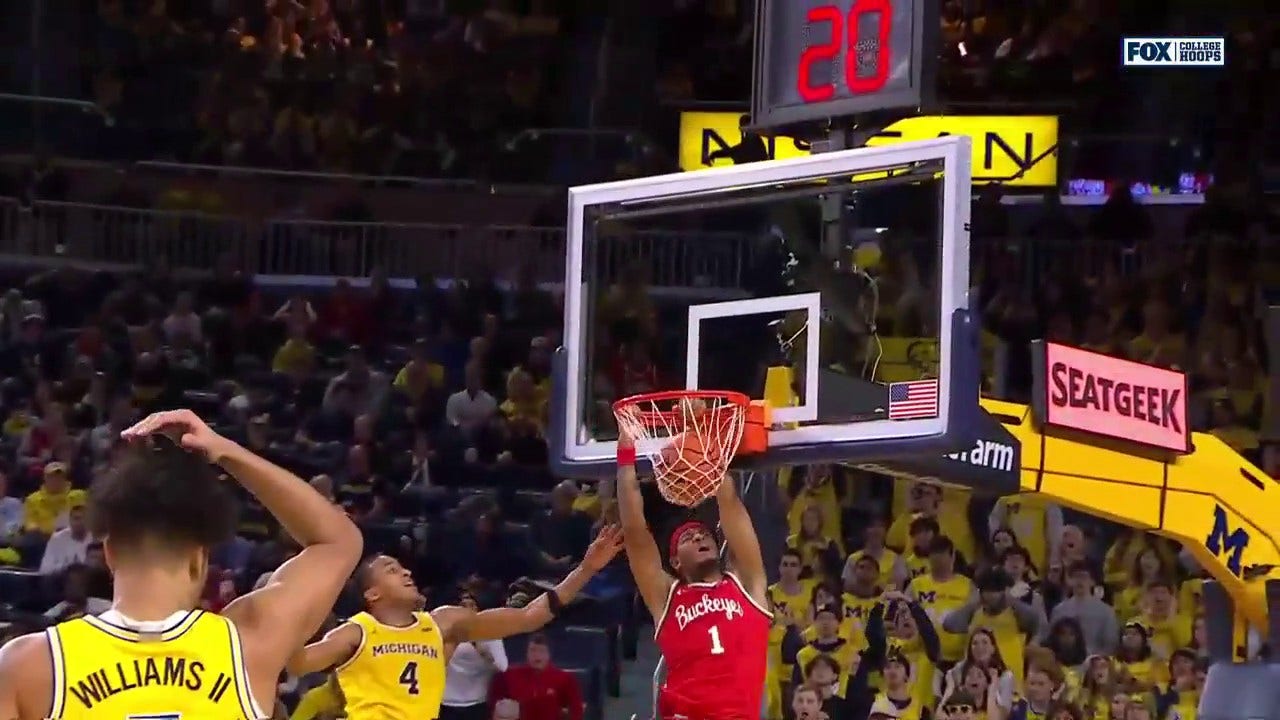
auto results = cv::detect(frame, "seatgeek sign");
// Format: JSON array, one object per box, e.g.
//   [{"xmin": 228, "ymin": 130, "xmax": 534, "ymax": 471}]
[{"xmin": 1031, "ymin": 341, "xmax": 1190, "ymax": 453}]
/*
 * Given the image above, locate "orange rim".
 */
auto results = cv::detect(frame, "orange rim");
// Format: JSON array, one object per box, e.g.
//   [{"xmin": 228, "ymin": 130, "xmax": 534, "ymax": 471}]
[{"xmin": 612, "ymin": 390, "xmax": 750, "ymax": 427}]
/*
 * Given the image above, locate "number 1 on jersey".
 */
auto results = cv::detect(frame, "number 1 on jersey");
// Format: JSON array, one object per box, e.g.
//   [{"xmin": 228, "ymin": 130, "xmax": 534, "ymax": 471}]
[
  {"xmin": 708, "ymin": 625, "xmax": 725, "ymax": 655},
  {"xmin": 400, "ymin": 661, "xmax": 421, "ymax": 695}
]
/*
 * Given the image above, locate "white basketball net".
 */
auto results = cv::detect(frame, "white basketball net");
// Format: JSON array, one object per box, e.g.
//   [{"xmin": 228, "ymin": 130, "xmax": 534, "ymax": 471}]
[{"xmin": 613, "ymin": 393, "xmax": 747, "ymax": 507}]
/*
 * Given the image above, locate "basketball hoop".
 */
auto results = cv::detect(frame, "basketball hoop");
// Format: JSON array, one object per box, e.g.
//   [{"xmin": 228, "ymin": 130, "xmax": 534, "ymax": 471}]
[{"xmin": 613, "ymin": 390, "xmax": 765, "ymax": 507}]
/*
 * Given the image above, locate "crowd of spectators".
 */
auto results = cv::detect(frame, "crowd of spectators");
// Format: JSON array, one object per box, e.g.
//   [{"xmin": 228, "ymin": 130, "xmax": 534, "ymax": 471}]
[
  {"xmin": 972, "ymin": 182, "xmax": 1278, "ymax": 462},
  {"xmin": 12, "ymin": 0, "xmax": 1269, "ymax": 187},
  {"xmin": 55, "ymin": 0, "xmax": 571, "ymax": 179},
  {"xmin": 768, "ymin": 462, "xmax": 1232, "ymax": 720},
  {"xmin": 0, "ymin": 181, "xmax": 1275, "ymax": 720},
  {"xmin": 0, "ymin": 256, "xmax": 628, "ymax": 718}
]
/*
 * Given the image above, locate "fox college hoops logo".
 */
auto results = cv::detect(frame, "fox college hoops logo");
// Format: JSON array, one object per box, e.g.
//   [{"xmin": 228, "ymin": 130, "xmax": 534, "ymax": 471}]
[
  {"xmin": 674, "ymin": 595, "xmax": 744, "ymax": 631},
  {"xmin": 1122, "ymin": 37, "xmax": 1224, "ymax": 67}
]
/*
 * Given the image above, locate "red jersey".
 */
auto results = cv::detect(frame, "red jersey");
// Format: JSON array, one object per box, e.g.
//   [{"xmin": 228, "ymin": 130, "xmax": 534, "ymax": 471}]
[{"xmin": 655, "ymin": 573, "xmax": 771, "ymax": 720}]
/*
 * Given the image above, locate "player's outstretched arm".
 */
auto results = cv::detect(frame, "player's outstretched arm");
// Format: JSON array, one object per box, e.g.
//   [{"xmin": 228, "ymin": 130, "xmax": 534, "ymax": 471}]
[
  {"xmin": 0, "ymin": 632, "xmax": 53, "ymax": 720},
  {"xmin": 440, "ymin": 526, "xmax": 625, "ymax": 642},
  {"xmin": 616, "ymin": 430, "xmax": 675, "ymax": 618},
  {"xmin": 121, "ymin": 410, "xmax": 363, "ymax": 670},
  {"xmin": 286, "ymin": 622, "xmax": 363, "ymax": 676},
  {"xmin": 715, "ymin": 474, "xmax": 767, "ymax": 606}
]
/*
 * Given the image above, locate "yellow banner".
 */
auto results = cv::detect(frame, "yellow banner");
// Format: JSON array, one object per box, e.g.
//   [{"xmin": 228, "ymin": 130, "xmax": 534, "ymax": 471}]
[{"xmin": 678, "ymin": 112, "xmax": 1059, "ymax": 186}]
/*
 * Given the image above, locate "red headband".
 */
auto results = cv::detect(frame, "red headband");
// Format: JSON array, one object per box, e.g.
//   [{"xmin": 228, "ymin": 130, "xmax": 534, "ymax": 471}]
[{"xmin": 669, "ymin": 521, "xmax": 710, "ymax": 561}]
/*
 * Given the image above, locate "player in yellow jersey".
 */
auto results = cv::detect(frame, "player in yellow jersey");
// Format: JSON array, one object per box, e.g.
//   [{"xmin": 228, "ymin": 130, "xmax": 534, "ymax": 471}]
[
  {"xmin": 287, "ymin": 526, "xmax": 624, "ymax": 720},
  {"xmin": 0, "ymin": 409, "xmax": 363, "ymax": 720}
]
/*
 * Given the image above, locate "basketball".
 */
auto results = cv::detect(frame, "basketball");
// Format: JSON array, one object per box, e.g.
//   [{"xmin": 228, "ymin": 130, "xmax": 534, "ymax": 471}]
[{"xmin": 657, "ymin": 432, "xmax": 725, "ymax": 507}]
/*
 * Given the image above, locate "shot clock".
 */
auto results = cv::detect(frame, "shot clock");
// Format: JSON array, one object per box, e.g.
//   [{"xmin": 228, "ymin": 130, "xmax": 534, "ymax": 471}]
[{"xmin": 750, "ymin": 0, "xmax": 937, "ymax": 131}]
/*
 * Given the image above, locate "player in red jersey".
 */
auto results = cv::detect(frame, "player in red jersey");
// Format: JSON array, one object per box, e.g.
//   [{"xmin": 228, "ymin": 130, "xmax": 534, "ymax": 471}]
[{"xmin": 615, "ymin": 429, "xmax": 771, "ymax": 720}]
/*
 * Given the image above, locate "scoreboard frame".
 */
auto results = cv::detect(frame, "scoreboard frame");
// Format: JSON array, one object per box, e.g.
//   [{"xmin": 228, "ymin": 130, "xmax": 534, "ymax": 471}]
[{"xmin": 749, "ymin": 0, "xmax": 939, "ymax": 132}]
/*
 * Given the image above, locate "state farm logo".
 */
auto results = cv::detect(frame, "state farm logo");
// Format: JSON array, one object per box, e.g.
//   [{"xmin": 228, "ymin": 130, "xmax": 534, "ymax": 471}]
[
  {"xmin": 945, "ymin": 439, "xmax": 1015, "ymax": 472},
  {"xmin": 674, "ymin": 594, "xmax": 743, "ymax": 631},
  {"xmin": 1037, "ymin": 342, "xmax": 1190, "ymax": 453}
]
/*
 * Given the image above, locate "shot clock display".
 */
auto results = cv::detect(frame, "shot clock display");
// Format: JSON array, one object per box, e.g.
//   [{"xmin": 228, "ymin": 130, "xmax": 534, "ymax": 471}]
[{"xmin": 751, "ymin": 0, "xmax": 936, "ymax": 131}]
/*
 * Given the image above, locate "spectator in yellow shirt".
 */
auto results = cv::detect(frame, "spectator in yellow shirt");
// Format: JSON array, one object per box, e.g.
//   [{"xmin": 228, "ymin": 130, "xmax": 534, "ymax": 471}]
[
  {"xmin": 844, "ymin": 517, "xmax": 908, "ymax": 594},
  {"xmin": 393, "ymin": 338, "xmax": 446, "ymax": 404},
  {"xmin": 23, "ymin": 462, "xmax": 86, "ymax": 537},
  {"xmin": 1042, "ymin": 617, "xmax": 1088, "ymax": 694},
  {"xmin": 1127, "ymin": 300, "xmax": 1186, "ymax": 368},
  {"xmin": 1178, "ymin": 576, "xmax": 1205, "ymax": 619},
  {"xmin": 802, "ymin": 583, "xmax": 860, "ymax": 643},
  {"xmin": 888, "ymin": 483, "xmax": 976, "ymax": 563},
  {"xmin": 789, "ymin": 603, "xmax": 858, "ymax": 694},
  {"xmin": 908, "ymin": 537, "xmax": 975, "ymax": 664},
  {"xmin": 770, "ymin": 549, "xmax": 816, "ymax": 625},
  {"xmin": 841, "ymin": 555, "xmax": 886, "ymax": 640},
  {"xmin": 1116, "ymin": 621, "xmax": 1159, "ymax": 686},
  {"xmin": 1114, "ymin": 549, "xmax": 1175, "ymax": 622},
  {"xmin": 988, "ymin": 493, "xmax": 1062, "ymax": 575},
  {"xmin": 786, "ymin": 505, "xmax": 843, "ymax": 579},
  {"xmin": 1208, "ymin": 398, "xmax": 1259, "ymax": 455},
  {"xmin": 271, "ymin": 323, "xmax": 317, "ymax": 380},
  {"xmin": 899, "ymin": 517, "xmax": 941, "ymax": 583},
  {"xmin": 1130, "ymin": 581, "xmax": 1192, "ymax": 662},
  {"xmin": 784, "ymin": 466, "xmax": 842, "ymax": 547},
  {"xmin": 1103, "ymin": 531, "xmax": 1177, "ymax": 591},
  {"xmin": 500, "ymin": 368, "xmax": 547, "ymax": 435},
  {"xmin": 1161, "ymin": 651, "xmax": 1204, "ymax": 720},
  {"xmin": 1079, "ymin": 657, "xmax": 1131, "ymax": 720},
  {"xmin": 942, "ymin": 570, "xmax": 1041, "ymax": 687}
]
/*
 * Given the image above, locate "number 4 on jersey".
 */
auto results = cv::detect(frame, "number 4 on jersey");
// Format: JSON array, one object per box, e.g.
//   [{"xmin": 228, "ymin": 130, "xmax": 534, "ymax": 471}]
[{"xmin": 400, "ymin": 661, "xmax": 421, "ymax": 695}]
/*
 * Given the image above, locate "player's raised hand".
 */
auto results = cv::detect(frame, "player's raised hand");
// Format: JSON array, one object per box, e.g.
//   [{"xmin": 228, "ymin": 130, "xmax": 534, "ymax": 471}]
[
  {"xmin": 121, "ymin": 409, "xmax": 232, "ymax": 461},
  {"xmin": 618, "ymin": 427, "xmax": 634, "ymax": 449},
  {"xmin": 582, "ymin": 524, "xmax": 625, "ymax": 570}
]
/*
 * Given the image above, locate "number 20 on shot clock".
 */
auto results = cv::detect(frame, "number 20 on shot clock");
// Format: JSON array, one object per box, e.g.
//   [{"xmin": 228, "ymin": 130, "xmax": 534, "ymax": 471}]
[{"xmin": 751, "ymin": 0, "xmax": 936, "ymax": 131}]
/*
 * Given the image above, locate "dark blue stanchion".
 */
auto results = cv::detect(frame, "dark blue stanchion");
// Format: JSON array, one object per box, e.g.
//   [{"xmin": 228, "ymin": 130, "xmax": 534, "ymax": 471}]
[{"xmin": 1197, "ymin": 580, "xmax": 1280, "ymax": 720}]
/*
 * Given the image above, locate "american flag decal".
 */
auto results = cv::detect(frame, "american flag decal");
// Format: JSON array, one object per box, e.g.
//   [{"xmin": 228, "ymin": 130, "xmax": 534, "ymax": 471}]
[{"xmin": 888, "ymin": 379, "xmax": 939, "ymax": 420}]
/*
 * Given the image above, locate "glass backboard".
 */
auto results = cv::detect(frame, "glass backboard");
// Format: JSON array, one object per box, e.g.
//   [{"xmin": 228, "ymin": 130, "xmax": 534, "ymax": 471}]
[{"xmin": 551, "ymin": 136, "xmax": 981, "ymax": 477}]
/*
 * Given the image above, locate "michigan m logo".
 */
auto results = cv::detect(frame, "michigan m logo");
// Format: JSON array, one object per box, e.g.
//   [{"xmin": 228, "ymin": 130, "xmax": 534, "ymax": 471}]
[{"xmin": 1205, "ymin": 504, "xmax": 1249, "ymax": 577}]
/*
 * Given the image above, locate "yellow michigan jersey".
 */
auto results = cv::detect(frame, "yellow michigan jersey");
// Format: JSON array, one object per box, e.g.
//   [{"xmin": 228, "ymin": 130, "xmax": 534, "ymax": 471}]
[
  {"xmin": 907, "ymin": 573, "xmax": 973, "ymax": 662},
  {"xmin": 336, "ymin": 610, "xmax": 447, "ymax": 720},
  {"xmin": 47, "ymin": 609, "xmax": 265, "ymax": 720},
  {"xmin": 793, "ymin": 638, "xmax": 859, "ymax": 695}
]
